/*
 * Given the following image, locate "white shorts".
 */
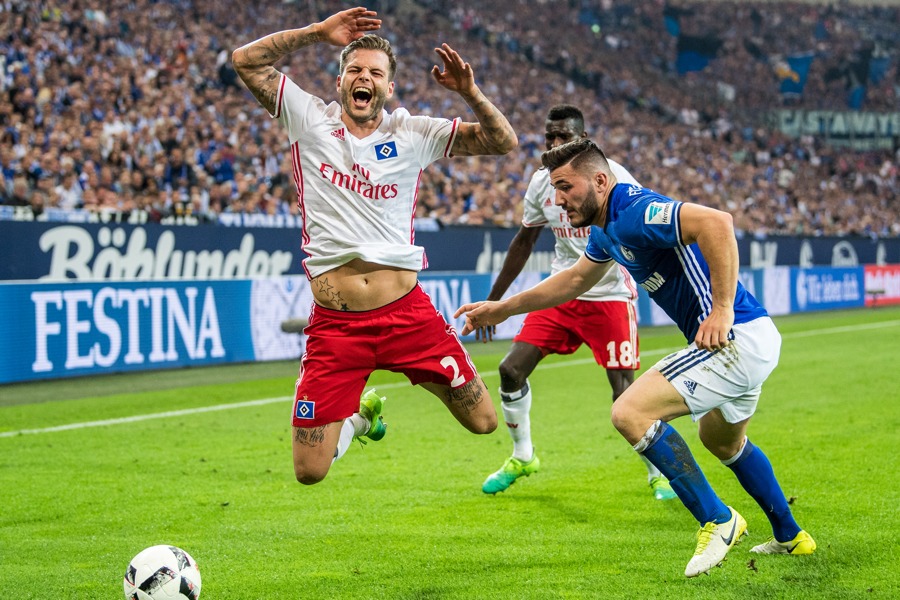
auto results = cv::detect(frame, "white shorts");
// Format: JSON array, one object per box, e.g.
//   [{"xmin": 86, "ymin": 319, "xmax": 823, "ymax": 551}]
[{"xmin": 651, "ymin": 317, "xmax": 781, "ymax": 423}]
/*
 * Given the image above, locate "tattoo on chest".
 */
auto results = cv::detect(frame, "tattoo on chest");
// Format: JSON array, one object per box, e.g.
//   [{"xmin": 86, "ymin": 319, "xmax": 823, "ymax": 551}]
[
  {"xmin": 293, "ymin": 425, "xmax": 327, "ymax": 446},
  {"xmin": 314, "ymin": 277, "xmax": 350, "ymax": 310},
  {"xmin": 445, "ymin": 378, "xmax": 485, "ymax": 415}
]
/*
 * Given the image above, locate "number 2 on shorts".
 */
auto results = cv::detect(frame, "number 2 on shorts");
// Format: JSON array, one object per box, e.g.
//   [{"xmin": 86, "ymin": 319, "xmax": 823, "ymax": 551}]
[{"xmin": 440, "ymin": 356, "xmax": 466, "ymax": 387}]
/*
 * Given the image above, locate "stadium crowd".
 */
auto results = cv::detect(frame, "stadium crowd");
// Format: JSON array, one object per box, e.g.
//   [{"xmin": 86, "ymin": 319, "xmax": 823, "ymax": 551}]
[
  {"xmin": 423, "ymin": 0, "xmax": 899, "ymax": 114},
  {"xmin": 1, "ymin": 0, "xmax": 898, "ymax": 237}
]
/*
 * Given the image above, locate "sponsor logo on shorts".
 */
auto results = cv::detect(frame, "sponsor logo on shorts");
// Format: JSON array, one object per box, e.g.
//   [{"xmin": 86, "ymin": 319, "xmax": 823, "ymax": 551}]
[
  {"xmin": 640, "ymin": 272, "xmax": 666, "ymax": 292},
  {"xmin": 295, "ymin": 397, "xmax": 315, "ymax": 419},
  {"xmin": 683, "ymin": 380, "xmax": 698, "ymax": 395}
]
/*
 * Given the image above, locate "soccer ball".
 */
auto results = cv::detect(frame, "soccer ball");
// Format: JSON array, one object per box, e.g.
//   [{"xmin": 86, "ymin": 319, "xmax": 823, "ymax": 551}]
[{"xmin": 123, "ymin": 545, "xmax": 202, "ymax": 600}]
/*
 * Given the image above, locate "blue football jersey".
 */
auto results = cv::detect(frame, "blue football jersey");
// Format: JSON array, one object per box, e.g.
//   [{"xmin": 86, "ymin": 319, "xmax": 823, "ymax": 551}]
[{"xmin": 584, "ymin": 184, "xmax": 767, "ymax": 341}]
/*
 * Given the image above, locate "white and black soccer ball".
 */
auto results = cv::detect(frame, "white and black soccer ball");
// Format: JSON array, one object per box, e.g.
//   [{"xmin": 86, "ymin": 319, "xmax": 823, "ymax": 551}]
[{"xmin": 123, "ymin": 545, "xmax": 201, "ymax": 600}]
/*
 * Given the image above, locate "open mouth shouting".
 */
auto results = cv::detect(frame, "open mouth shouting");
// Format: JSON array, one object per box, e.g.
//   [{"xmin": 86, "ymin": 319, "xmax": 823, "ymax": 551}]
[{"xmin": 351, "ymin": 86, "xmax": 374, "ymax": 110}]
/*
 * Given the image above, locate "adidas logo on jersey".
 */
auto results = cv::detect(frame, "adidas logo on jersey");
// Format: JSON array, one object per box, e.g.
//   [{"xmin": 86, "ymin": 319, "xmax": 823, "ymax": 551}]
[{"xmin": 330, "ymin": 128, "xmax": 346, "ymax": 141}]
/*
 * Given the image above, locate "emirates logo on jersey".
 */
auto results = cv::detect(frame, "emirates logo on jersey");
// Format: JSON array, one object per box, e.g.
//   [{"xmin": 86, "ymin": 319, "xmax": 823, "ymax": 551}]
[
  {"xmin": 319, "ymin": 162, "xmax": 399, "ymax": 200},
  {"xmin": 551, "ymin": 226, "xmax": 590, "ymax": 238},
  {"xmin": 330, "ymin": 128, "xmax": 346, "ymax": 141}
]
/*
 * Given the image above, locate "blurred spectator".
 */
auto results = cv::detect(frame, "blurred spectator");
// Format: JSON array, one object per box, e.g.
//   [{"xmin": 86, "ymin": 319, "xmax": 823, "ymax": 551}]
[
  {"xmin": 8, "ymin": 176, "xmax": 30, "ymax": 207},
  {"xmin": 0, "ymin": 0, "xmax": 896, "ymax": 237}
]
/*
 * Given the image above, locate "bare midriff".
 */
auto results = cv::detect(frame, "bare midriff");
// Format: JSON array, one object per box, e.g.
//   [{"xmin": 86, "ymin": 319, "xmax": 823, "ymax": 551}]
[{"xmin": 310, "ymin": 258, "xmax": 417, "ymax": 311}]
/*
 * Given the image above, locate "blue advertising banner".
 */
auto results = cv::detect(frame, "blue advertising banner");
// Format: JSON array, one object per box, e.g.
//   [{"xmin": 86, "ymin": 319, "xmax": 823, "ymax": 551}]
[
  {"xmin": 0, "ymin": 280, "xmax": 257, "ymax": 384},
  {"xmin": 0, "ymin": 221, "xmax": 301, "ymax": 281},
  {"xmin": 0, "ymin": 274, "xmax": 504, "ymax": 384},
  {"xmin": 0, "ymin": 222, "xmax": 545, "ymax": 281},
  {"xmin": 741, "ymin": 235, "xmax": 898, "ymax": 269},
  {"xmin": 790, "ymin": 267, "xmax": 866, "ymax": 313},
  {"xmin": 2, "ymin": 221, "xmax": 898, "ymax": 283},
  {"xmin": 0, "ymin": 266, "xmax": 872, "ymax": 384}
]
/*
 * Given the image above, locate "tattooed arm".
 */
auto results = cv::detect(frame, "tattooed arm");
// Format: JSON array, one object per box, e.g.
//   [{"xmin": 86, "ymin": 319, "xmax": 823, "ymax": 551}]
[
  {"xmin": 231, "ymin": 7, "xmax": 382, "ymax": 114},
  {"xmin": 431, "ymin": 44, "xmax": 518, "ymax": 157}
]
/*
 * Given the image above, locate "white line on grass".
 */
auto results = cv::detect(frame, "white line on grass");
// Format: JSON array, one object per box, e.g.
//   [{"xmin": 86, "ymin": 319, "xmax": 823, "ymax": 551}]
[
  {"xmin": 3, "ymin": 318, "xmax": 897, "ymax": 439},
  {"xmin": 779, "ymin": 318, "xmax": 900, "ymax": 338}
]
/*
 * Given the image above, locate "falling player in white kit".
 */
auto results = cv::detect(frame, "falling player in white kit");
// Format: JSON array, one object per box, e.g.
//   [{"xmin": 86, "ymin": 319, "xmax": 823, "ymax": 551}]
[
  {"xmin": 476, "ymin": 105, "xmax": 675, "ymax": 501},
  {"xmin": 232, "ymin": 7, "xmax": 517, "ymax": 484}
]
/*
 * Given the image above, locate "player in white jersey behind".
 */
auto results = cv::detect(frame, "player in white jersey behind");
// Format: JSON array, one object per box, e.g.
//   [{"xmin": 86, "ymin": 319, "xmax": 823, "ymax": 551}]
[
  {"xmin": 232, "ymin": 7, "xmax": 518, "ymax": 485},
  {"xmin": 477, "ymin": 105, "xmax": 675, "ymax": 501}
]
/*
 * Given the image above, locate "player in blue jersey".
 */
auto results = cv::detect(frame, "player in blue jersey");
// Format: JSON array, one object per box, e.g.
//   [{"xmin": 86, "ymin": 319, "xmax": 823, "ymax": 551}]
[{"xmin": 455, "ymin": 138, "xmax": 816, "ymax": 577}]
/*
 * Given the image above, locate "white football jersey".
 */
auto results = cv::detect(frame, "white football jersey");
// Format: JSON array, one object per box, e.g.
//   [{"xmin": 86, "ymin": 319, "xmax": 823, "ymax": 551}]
[
  {"xmin": 272, "ymin": 74, "xmax": 460, "ymax": 278},
  {"xmin": 521, "ymin": 158, "xmax": 639, "ymax": 302}
]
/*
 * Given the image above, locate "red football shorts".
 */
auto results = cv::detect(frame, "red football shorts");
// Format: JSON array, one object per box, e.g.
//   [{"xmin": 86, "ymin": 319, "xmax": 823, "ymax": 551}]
[
  {"xmin": 513, "ymin": 299, "xmax": 639, "ymax": 370},
  {"xmin": 292, "ymin": 284, "xmax": 479, "ymax": 427}
]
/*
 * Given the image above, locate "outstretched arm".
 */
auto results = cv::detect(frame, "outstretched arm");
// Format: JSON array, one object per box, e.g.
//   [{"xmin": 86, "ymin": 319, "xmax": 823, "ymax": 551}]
[
  {"xmin": 473, "ymin": 225, "xmax": 543, "ymax": 342},
  {"xmin": 431, "ymin": 44, "xmax": 518, "ymax": 156},
  {"xmin": 454, "ymin": 255, "xmax": 611, "ymax": 336},
  {"xmin": 232, "ymin": 7, "xmax": 381, "ymax": 114},
  {"xmin": 679, "ymin": 203, "xmax": 738, "ymax": 351}
]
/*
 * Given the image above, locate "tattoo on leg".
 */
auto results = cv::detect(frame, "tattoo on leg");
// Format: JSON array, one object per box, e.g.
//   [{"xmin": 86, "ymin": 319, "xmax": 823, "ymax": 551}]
[
  {"xmin": 445, "ymin": 378, "xmax": 485, "ymax": 415},
  {"xmin": 293, "ymin": 425, "xmax": 327, "ymax": 447}
]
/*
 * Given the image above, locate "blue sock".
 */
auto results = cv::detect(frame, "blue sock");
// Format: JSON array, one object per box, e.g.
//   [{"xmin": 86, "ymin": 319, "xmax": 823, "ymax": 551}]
[
  {"xmin": 639, "ymin": 422, "xmax": 731, "ymax": 525},
  {"xmin": 725, "ymin": 439, "xmax": 801, "ymax": 542}
]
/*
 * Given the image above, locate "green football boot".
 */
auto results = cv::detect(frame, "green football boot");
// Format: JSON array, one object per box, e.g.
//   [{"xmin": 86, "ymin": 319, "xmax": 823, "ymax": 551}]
[
  {"xmin": 649, "ymin": 475, "xmax": 678, "ymax": 501},
  {"xmin": 482, "ymin": 453, "xmax": 540, "ymax": 494},
  {"xmin": 355, "ymin": 389, "xmax": 387, "ymax": 443}
]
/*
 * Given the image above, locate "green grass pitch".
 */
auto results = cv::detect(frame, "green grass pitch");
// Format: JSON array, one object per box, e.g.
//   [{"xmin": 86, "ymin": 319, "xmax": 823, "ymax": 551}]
[{"xmin": 1, "ymin": 306, "xmax": 899, "ymax": 599}]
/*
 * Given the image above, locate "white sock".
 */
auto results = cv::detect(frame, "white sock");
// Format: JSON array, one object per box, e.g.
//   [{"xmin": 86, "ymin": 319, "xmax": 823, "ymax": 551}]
[
  {"xmin": 332, "ymin": 414, "xmax": 367, "ymax": 463},
  {"xmin": 639, "ymin": 453, "xmax": 662, "ymax": 481},
  {"xmin": 500, "ymin": 382, "xmax": 533, "ymax": 461}
]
